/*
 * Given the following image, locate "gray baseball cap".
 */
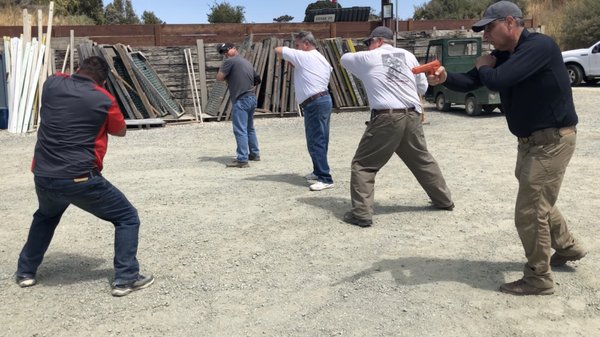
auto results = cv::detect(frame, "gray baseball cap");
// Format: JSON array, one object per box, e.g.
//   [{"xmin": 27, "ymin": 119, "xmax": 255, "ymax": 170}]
[
  {"xmin": 472, "ymin": 1, "xmax": 523, "ymax": 32},
  {"xmin": 365, "ymin": 26, "xmax": 394, "ymax": 42}
]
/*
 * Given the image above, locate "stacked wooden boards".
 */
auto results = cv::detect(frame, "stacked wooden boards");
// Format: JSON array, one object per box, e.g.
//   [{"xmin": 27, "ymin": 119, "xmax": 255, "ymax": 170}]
[
  {"xmin": 77, "ymin": 42, "xmax": 185, "ymax": 126},
  {"xmin": 205, "ymin": 37, "xmax": 369, "ymax": 121}
]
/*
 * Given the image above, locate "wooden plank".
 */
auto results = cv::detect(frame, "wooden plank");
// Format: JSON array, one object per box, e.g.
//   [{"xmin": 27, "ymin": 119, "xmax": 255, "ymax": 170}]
[
  {"xmin": 69, "ymin": 29, "xmax": 74, "ymax": 73},
  {"xmin": 344, "ymin": 38, "xmax": 368, "ymax": 106},
  {"xmin": 261, "ymin": 37, "xmax": 276, "ymax": 111},
  {"xmin": 195, "ymin": 39, "xmax": 208, "ymax": 112},
  {"xmin": 272, "ymin": 39, "xmax": 282, "ymax": 115},
  {"xmin": 253, "ymin": 39, "xmax": 268, "ymax": 98},
  {"xmin": 327, "ymin": 38, "xmax": 356, "ymax": 106},
  {"xmin": 322, "ymin": 39, "xmax": 350, "ymax": 107},
  {"xmin": 125, "ymin": 118, "xmax": 165, "ymax": 126},
  {"xmin": 183, "ymin": 49, "xmax": 199, "ymax": 121},
  {"xmin": 22, "ymin": 10, "xmax": 31, "ymax": 44},
  {"xmin": 37, "ymin": 1, "xmax": 54, "ymax": 126},
  {"xmin": 335, "ymin": 38, "xmax": 364, "ymax": 106},
  {"xmin": 279, "ymin": 40, "xmax": 290, "ymax": 115},
  {"xmin": 316, "ymin": 40, "xmax": 342, "ymax": 108}
]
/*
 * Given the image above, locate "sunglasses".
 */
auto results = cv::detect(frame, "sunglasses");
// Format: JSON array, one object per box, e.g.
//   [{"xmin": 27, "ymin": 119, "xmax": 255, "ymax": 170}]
[
  {"xmin": 364, "ymin": 38, "xmax": 374, "ymax": 47},
  {"xmin": 484, "ymin": 18, "xmax": 506, "ymax": 33}
]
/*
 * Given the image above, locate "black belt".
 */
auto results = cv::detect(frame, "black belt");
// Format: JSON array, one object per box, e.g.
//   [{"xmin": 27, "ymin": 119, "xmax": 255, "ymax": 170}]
[
  {"xmin": 299, "ymin": 91, "xmax": 329, "ymax": 108},
  {"xmin": 372, "ymin": 107, "xmax": 416, "ymax": 116},
  {"xmin": 73, "ymin": 170, "xmax": 101, "ymax": 183}
]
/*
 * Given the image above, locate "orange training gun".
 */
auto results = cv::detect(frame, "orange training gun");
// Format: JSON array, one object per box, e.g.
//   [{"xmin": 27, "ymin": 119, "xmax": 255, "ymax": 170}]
[{"xmin": 411, "ymin": 59, "xmax": 441, "ymax": 75}]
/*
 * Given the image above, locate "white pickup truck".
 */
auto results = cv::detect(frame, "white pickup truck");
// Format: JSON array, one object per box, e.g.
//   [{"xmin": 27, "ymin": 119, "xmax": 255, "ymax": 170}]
[{"xmin": 562, "ymin": 40, "xmax": 600, "ymax": 86}]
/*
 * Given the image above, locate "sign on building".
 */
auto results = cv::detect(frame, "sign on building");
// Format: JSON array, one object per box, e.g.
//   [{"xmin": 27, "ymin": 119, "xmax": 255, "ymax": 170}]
[{"xmin": 314, "ymin": 14, "xmax": 336, "ymax": 23}]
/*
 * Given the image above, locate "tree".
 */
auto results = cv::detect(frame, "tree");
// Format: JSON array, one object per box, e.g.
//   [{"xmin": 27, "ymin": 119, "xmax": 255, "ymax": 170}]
[
  {"xmin": 104, "ymin": 0, "xmax": 139, "ymax": 24},
  {"xmin": 207, "ymin": 1, "xmax": 245, "ymax": 23},
  {"xmin": 562, "ymin": 0, "xmax": 600, "ymax": 49},
  {"xmin": 10, "ymin": 0, "xmax": 105, "ymax": 24},
  {"xmin": 273, "ymin": 15, "xmax": 294, "ymax": 23},
  {"xmin": 413, "ymin": 0, "xmax": 529, "ymax": 20},
  {"xmin": 123, "ymin": 0, "xmax": 140, "ymax": 24},
  {"xmin": 142, "ymin": 10, "xmax": 164, "ymax": 24},
  {"xmin": 104, "ymin": 0, "xmax": 125, "ymax": 24}
]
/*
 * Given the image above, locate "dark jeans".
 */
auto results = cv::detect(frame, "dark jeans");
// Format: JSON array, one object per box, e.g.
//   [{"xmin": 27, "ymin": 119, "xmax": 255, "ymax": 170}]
[
  {"xmin": 17, "ymin": 174, "xmax": 141, "ymax": 285},
  {"xmin": 302, "ymin": 94, "xmax": 333, "ymax": 184}
]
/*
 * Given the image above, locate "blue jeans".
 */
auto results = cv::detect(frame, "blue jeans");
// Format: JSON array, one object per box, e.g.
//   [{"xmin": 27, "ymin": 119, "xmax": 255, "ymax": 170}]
[
  {"xmin": 232, "ymin": 94, "xmax": 259, "ymax": 162},
  {"xmin": 303, "ymin": 95, "xmax": 333, "ymax": 184},
  {"xmin": 17, "ymin": 174, "xmax": 141, "ymax": 285}
]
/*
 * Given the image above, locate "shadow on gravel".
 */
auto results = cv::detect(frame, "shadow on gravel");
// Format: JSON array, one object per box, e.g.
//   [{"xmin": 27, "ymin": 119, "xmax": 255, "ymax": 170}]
[
  {"xmin": 36, "ymin": 253, "xmax": 111, "ymax": 286},
  {"xmin": 333, "ymin": 257, "xmax": 522, "ymax": 291},
  {"xmin": 245, "ymin": 173, "xmax": 310, "ymax": 187},
  {"xmin": 198, "ymin": 156, "xmax": 234, "ymax": 165},
  {"xmin": 297, "ymin": 196, "xmax": 443, "ymax": 218}
]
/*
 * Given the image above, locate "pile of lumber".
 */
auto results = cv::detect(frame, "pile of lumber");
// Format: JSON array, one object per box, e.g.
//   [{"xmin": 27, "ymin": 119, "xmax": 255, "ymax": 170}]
[
  {"xmin": 3, "ymin": 4, "xmax": 55, "ymax": 134},
  {"xmin": 205, "ymin": 36, "xmax": 369, "ymax": 121},
  {"xmin": 77, "ymin": 42, "xmax": 186, "ymax": 127}
]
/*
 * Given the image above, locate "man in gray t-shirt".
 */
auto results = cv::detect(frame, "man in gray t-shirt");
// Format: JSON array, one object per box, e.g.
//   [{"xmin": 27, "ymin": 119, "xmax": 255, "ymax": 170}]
[{"xmin": 216, "ymin": 43, "xmax": 261, "ymax": 168}]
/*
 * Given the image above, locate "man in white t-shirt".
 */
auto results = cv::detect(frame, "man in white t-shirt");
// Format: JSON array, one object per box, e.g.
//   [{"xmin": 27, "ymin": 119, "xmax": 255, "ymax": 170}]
[
  {"xmin": 275, "ymin": 31, "xmax": 334, "ymax": 191},
  {"xmin": 339, "ymin": 26, "xmax": 454, "ymax": 228}
]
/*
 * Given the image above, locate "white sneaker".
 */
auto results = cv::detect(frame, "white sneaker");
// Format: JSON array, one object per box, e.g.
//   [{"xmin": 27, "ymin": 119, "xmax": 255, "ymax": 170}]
[
  {"xmin": 309, "ymin": 181, "xmax": 334, "ymax": 191},
  {"xmin": 304, "ymin": 172, "xmax": 318, "ymax": 181}
]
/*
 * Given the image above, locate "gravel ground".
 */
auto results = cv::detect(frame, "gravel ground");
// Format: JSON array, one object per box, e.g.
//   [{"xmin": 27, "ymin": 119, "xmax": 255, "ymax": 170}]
[{"xmin": 1, "ymin": 87, "xmax": 599, "ymax": 337}]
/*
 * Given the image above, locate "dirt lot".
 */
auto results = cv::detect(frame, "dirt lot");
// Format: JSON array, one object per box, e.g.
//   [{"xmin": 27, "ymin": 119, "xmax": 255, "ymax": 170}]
[{"xmin": 1, "ymin": 87, "xmax": 599, "ymax": 337}]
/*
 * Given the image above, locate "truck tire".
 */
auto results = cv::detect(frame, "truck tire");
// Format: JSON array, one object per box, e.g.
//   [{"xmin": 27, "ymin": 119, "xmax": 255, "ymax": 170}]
[
  {"xmin": 435, "ymin": 93, "xmax": 450, "ymax": 111},
  {"xmin": 566, "ymin": 64, "xmax": 583, "ymax": 86},
  {"xmin": 465, "ymin": 96, "xmax": 481, "ymax": 116}
]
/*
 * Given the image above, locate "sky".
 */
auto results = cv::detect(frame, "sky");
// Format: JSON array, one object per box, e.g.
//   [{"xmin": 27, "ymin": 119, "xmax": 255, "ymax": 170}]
[{"xmin": 103, "ymin": 0, "xmax": 428, "ymax": 24}]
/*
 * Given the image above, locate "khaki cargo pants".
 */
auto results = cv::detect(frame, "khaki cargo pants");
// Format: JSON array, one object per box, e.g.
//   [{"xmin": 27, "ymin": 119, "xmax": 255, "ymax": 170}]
[
  {"xmin": 350, "ymin": 110, "xmax": 453, "ymax": 220},
  {"xmin": 515, "ymin": 127, "xmax": 584, "ymax": 289}
]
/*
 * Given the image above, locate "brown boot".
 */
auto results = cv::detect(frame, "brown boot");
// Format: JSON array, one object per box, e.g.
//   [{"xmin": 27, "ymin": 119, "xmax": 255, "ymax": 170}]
[
  {"xmin": 550, "ymin": 250, "xmax": 587, "ymax": 267},
  {"xmin": 499, "ymin": 279, "xmax": 554, "ymax": 296}
]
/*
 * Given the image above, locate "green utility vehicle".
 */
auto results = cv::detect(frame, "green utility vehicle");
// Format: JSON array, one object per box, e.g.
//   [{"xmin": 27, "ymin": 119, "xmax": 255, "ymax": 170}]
[{"xmin": 424, "ymin": 37, "xmax": 501, "ymax": 115}]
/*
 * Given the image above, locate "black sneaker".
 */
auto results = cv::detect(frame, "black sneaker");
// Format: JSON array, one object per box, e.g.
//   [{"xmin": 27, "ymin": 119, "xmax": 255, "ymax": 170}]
[
  {"xmin": 111, "ymin": 274, "xmax": 155, "ymax": 297},
  {"xmin": 343, "ymin": 212, "xmax": 373, "ymax": 228},
  {"xmin": 249, "ymin": 155, "xmax": 261, "ymax": 161},
  {"xmin": 226, "ymin": 160, "xmax": 249, "ymax": 168},
  {"xmin": 16, "ymin": 275, "xmax": 37, "ymax": 288}
]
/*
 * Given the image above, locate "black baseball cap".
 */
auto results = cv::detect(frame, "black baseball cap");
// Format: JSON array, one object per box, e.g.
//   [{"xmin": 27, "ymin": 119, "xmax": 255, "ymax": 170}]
[
  {"xmin": 216, "ymin": 42, "xmax": 235, "ymax": 55},
  {"xmin": 472, "ymin": 1, "xmax": 523, "ymax": 32}
]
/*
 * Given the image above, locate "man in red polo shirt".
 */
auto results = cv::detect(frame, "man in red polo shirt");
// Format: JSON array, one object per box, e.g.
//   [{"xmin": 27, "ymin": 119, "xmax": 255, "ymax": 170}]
[{"xmin": 16, "ymin": 56, "xmax": 154, "ymax": 297}]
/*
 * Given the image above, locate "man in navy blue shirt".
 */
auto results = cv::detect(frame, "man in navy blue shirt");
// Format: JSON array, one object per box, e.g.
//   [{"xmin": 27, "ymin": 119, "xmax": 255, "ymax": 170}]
[{"xmin": 428, "ymin": 1, "xmax": 586, "ymax": 295}]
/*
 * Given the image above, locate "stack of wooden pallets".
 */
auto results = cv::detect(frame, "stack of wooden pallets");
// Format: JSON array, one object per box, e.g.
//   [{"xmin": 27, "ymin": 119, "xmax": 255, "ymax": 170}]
[{"xmin": 77, "ymin": 42, "xmax": 186, "ymax": 128}]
